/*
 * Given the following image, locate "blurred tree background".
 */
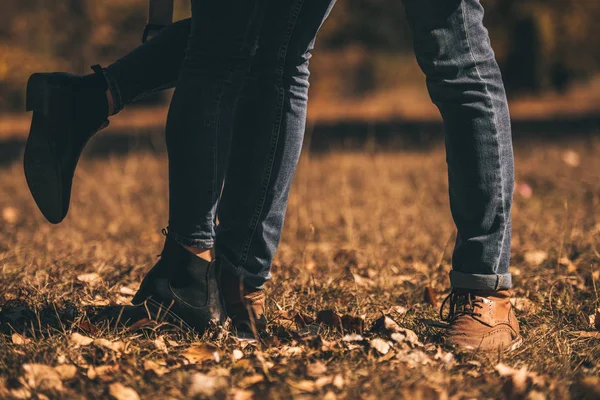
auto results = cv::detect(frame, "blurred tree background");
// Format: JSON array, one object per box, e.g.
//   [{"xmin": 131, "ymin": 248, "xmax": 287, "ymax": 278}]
[{"xmin": 1, "ymin": 0, "xmax": 599, "ymax": 112}]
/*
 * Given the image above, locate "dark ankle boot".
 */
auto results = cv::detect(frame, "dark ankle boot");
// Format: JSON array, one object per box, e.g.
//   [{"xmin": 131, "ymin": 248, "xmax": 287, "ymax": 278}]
[
  {"xmin": 132, "ymin": 236, "xmax": 227, "ymax": 332},
  {"xmin": 221, "ymin": 276, "xmax": 266, "ymax": 339},
  {"xmin": 24, "ymin": 65, "xmax": 110, "ymax": 224}
]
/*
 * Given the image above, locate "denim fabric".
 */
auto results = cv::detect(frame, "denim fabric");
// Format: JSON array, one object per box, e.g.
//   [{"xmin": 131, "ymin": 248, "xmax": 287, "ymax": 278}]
[
  {"xmin": 403, "ymin": 0, "xmax": 514, "ymax": 291},
  {"xmin": 104, "ymin": 0, "xmax": 336, "ymax": 288}
]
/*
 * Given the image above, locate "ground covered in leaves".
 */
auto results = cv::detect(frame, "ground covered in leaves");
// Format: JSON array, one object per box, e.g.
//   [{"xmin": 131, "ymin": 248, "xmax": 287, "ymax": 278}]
[{"xmin": 1, "ymin": 136, "xmax": 600, "ymax": 399}]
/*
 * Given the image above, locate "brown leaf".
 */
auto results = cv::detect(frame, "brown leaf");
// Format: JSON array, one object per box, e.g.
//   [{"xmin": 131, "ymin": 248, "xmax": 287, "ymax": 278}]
[
  {"xmin": 186, "ymin": 373, "xmax": 228, "ymax": 398},
  {"xmin": 231, "ymin": 389, "xmax": 254, "ymax": 400},
  {"xmin": 69, "ymin": 332, "xmax": 94, "ymax": 347},
  {"xmin": 108, "ymin": 382, "xmax": 140, "ymax": 400},
  {"xmin": 280, "ymin": 346, "xmax": 303, "ymax": 357},
  {"xmin": 333, "ymin": 374, "xmax": 345, "ymax": 390},
  {"xmin": 370, "ymin": 338, "xmax": 391, "ymax": 355},
  {"xmin": 424, "ymin": 287, "xmax": 438, "ymax": 308},
  {"xmin": 154, "ymin": 336, "xmax": 168, "ymax": 353},
  {"xmin": 143, "ymin": 360, "xmax": 169, "ymax": 376},
  {"xmin": 341, "ymin": 315, "xmax": 365, "ymax": 333},
  {"xmin": 87, "ymin": 365, "xmax": 120, "ymax": 380},
  {"xmin": 287, "ymin": 379, "xmax": 317, "ymax": 393},
  {"xmin": 77, "ymin": 273, "xmax": 102, "ymax": 285},
  {"xmin": 391, "ymin": 328, "xmax": 422, "ymax": 347},
  {"xmin": 317, "ymin": 310, "xmax": 342, "ymax": 329},
  {"xmin": 495, "ymin": 363, "xmax": 529, "ymax": 396},
  {"xmin": 372, "ymin": 315, "xmax": 402, "ymax": 334},
  {"xmin": 93, "ymin": 338, "xmax": 124, "ymax": 353},
  {"xmin": 524, "ymin": 250, "xmax": 547, "ymax": 266},
  {"xmin": 232, "ymin": 349, "xmax": 244, "ymax": 361},
  {"xmin": 306, "ymin": 361, "xmax": 327, "ymax": 377},
  {"xmin": 181, "ymin": 343, "xmax": 220, "ymax": 364},
  {"xmin": 342, "ymin": 333, "xmax": 364, "ymax": 342},
  {"xmin": 12, "ymin": 333, "xmax": 31, "ymax": 345},
  {"xmin": 77, "ymin": 321, "xmax": 99, "ymax": 335},
  {"xmin": 238, "ymin": 374, "xmax": 264, "ymax": 389},
  {"xmin": 352, "ymin": 273, "xmax": 374, "ymax": 288},
  {"xmin": 576, "ymin": 376, "xmax": 600, "ymax": 399},
  {"xmin": 54, "ymin": 365, "xmax": 77, "ymax": 380},
  {"xmin": 595, "ymin": 308, "xmax": 600, "ymax": 331},
  {"xmin": 21, "ymin": 364, "xmax": 64, "ymax": 392}
]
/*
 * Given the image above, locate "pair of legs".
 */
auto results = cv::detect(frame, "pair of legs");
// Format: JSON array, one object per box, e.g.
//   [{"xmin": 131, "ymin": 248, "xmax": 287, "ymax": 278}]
[
  {"xmin": 106, "ymin": 0, "xmax": 513, "ymax": 292},
  {"xmin": 104, "ymin": 0, "xmax": 336, "ymax": 289},
  {"xmin": 92, "ymin": 0, "xmax": 518, "ymax": 349}
]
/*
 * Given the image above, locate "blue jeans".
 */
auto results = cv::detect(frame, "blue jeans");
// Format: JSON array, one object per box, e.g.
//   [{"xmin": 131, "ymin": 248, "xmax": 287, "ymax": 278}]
[
  {"xmin": 105, "ymin": 0, "xmax": 513, "ymax": 292},
  {"xmin": 403, "ymin": 0, "xmax": 514, "ymax": 291},
  {"xmin": 105, "ymin": 0, "xmax": 336, "ymax": 289}
]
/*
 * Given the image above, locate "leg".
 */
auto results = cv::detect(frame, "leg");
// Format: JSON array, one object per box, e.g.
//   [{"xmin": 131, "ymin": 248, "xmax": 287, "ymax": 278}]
[
  {"xmin": 216, "ymin": 0, "xmax": 336, "ymax": 292},
  {"xmin": 165, "ymin": 0, "xmax": 268, "ymax": 250},
  {"xmin": 403, "ymin": 0, "xmax": 520, "ymax": 352},
  {"xmin": 104, "ymin": 19, "xmax": 191, "ymax": 114},
  {"xmin": 132, "ymin": 0, "xmax": 269, "ymax": 332}
]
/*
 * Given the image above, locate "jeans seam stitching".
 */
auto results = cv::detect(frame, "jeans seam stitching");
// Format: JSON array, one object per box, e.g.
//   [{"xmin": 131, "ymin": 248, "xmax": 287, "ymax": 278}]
[
  {"xmin": 459, "ymin": 1, "xmax": 507, "ymax": 276},
  {"xmin": 238, "ymin": 0, "xmax": 305, "ymax": 266}
]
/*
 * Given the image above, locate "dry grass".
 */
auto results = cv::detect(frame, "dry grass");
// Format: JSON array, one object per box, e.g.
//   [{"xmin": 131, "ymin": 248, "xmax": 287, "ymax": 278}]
[{"xmin": 1, "ymin": 135, "xmax": 600, "ymax": 399}]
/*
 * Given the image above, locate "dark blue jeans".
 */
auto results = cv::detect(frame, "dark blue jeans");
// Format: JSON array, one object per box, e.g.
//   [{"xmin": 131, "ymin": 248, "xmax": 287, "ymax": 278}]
[
  {"xmin": 105, "ymin": 0, "xmax": 513, "ymax": 292},
  {"xmin": 105, "ymin": 0, "xmax": 336, "ymax": 289}
]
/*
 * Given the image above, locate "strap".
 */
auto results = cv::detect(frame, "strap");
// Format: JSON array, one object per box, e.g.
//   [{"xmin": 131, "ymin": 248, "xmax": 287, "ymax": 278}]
[{"xmin": 142, "ymin": 0, "xmax": 174, "ymax": 42}]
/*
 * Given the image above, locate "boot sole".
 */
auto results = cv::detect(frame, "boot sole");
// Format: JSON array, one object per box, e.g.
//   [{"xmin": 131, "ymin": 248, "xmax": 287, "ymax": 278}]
[{"xmin": 24, "ymin": 74, "xmax": 70, "ymax": 224}]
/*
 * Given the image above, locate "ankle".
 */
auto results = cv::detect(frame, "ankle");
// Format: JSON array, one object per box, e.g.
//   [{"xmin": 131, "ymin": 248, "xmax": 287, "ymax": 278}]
[{"xmin": 183, "ymin": 245, "xmax": 215, "ymax": 262}]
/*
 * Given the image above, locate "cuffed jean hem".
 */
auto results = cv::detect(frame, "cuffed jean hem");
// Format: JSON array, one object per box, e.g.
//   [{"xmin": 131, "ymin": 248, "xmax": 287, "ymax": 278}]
[
  {"xmin": 219, "ymin": 256, "xmax": 269, "ymax": 290},
  {"xmin": 168, "ymin": 230, "xmax": 215, "ymax": 249},
  {"xmin": 102, "ymin": 68, "xmax": 125, "ymax": 115},
  {"xmin": 449, "ymin": 270, "xmax": 512, "ymax": 291}
]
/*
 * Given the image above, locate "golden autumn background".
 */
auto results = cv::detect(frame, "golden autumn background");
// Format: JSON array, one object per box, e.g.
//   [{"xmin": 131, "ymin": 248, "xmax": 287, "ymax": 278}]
[{"xmin": 1, "ymin": 0, "xmax": 600, "ymax": 119}]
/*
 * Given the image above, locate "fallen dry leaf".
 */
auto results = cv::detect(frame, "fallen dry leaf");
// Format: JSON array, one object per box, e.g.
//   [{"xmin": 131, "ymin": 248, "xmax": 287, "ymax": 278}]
[
  {"xmin": 595, "ymin": 308, "xmax": 600, "ymax": 331},
  {"xmin": 317, "ymin": 310, "xmax": 342, "ymax": 329},
  {"xmin": 77, "ymin": 272, "xmax": 102, "ymax": 284},
  {"xmin": 576, "ymin": 376, "xmax": 600, "ymax": 399},
  {"xmin": 315, "ymin": 376, "xmax": 334, "ymax": 389},
  {"xmin": 391, "ymin": 328, "xmax": 422, "ymax": 347},
  {"xmin": 87, "ymin": 365, "xmax": 120, "ymax": 380},
  {"xmin": 77, "ymin": 321, "xmax": 99, "ymax": 335},
  {"xmin": 341, "ymin": 314, "xmax": 365, "ymax": 333},
  {"xmin": 424, "ymin": 287, "xmax": 438, "ymax": 308},
  {"xmin": 186, "ymin": 373, "xmax": 228, "ymax": 398},
  {"xmin": 181, "ymin": 343, "xmax": 220, "ymax": 364},
  {"xmin": 232, "ymin": 349, "xmax": 244, "ymax": 361},
  {"xmin": 93, "ymin": 338, "xmax": 124, "ymax": 353},
  {"xmin": 287, "ymin": 379, "xmax": 317, "ymax": 393},
  {"xmin": 370, "ymin": 338, "xmax": 391, "ymax": 355},
  {"xmin": 306, "ymin": 361, "xmax": 327, "ymax": 377},
  {"xmin": 231, "ymin": 389, "xmax": 254, "ymax": 400},
  {"xmin": 21, "ymin": 364, "xmax": 64, "ymax": 392},
  {"xmin": 494, "ymin": 363, "xmax": 544, "ymax": 397},
  {"xmin": 70, "ymin": 332, "xmax": 94, "ymax": 347},
  {"xmin": 154, "ymin": 337, "xmax": 168, "ymax": 353},
  {"xmin": 524, "ymin": 250, "xmax": 547, "ymax": 266},
  {"xmin": 237, "ymin": 374, "xmax": 264, "ymax": 389},
  {"xmin": 280, "ymin": 346, "xmax": 303, "ymax": 357},
  {"xmin": 143, "ymin": 360, "xmax": 169, "ymax": 376},
  {"xmin": 108, "ymin": 382, "xmax": 140, "ymax": 400},
  {"xmin": 54, "ymin": 365, "xmax": 77, "ymax": 380},
  {"xmin": 12, "ymin": 333, "xmax": 31, "ymax": 345},
  {"xmin": 343, "ymin": 333, "xmax": 364, "ymax": 342},
  {"xmin": 352, "ymin": 273, "xmax": 374, "ymax": 288},
  {"xmin": 333, "ymin": 374, "xmax": 344, "ymax": 390},
  {"xmin": 119, "ymin": 287, "xmax": 137, "ymax": 296}
]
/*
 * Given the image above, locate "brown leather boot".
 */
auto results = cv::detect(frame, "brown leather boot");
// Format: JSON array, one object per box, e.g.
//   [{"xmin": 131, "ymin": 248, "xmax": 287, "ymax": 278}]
[
  {"xmin": 221, "ymin": 276, "xmax": 266, "ymax": 340},
  {"xmin": 441, "ymin": 289, "xmax": 522, "ymax": 353}
]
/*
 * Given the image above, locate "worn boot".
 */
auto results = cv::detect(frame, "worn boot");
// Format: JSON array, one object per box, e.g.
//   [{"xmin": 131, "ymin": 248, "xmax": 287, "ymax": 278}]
[
  {"xmin": 221, "ymin": 276, "xmax": 266, "ymax": 340},
  {"xmin": 441, "ymin": 289, "xmax": 522, "ymax": 353},
  {"xmin": 132, "ymin": 236, "xmax": 227, "ymax": 332},
  {"xmin": 24, "ymin": 65, "xmax": 110, "ymax": 224}
]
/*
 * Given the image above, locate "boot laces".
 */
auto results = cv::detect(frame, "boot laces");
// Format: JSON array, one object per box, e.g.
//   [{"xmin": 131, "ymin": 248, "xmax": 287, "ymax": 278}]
[{"xmin": 440, "ymin": 289, "xmax": 484, "ymax": 322}]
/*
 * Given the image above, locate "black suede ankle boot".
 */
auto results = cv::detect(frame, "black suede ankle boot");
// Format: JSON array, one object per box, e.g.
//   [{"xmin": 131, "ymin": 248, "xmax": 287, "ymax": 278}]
[
  {"xmin": 132, "ymin": 236, "xmax": 227, "ymax": 332},
  {"xmin": 24, "ymin": 65, "xmax": 111, "ymax": 224}
]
